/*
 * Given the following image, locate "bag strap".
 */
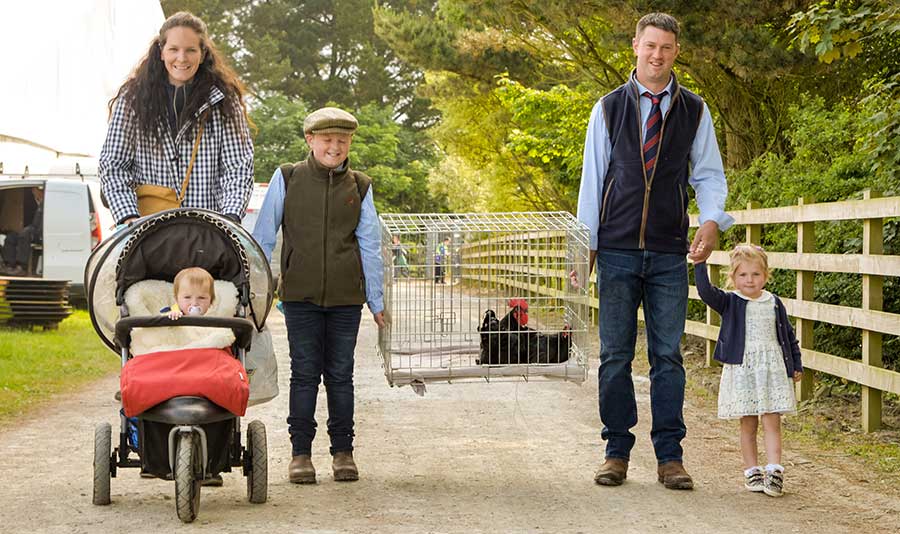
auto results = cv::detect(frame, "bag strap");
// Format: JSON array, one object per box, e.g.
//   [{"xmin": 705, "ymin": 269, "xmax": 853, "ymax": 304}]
[{"xmin": 177, "ymin": 110, "xmax": 209, "ymax": 205}]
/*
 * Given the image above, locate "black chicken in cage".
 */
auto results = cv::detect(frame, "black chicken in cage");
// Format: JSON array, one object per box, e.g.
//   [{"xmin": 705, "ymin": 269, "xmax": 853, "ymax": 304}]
[{"xmin": 477, "ymin": 299, "xmax": 571, "ymax": 365}]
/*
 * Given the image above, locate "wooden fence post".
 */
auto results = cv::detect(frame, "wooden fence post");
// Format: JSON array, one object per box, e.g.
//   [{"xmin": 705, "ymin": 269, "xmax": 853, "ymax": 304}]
[
  {"xmin": 862, "ymin": 190, "xmax": 884, "ymax": 432},
  {"xmin": 745, "ymin": 201, "xmax": 761, "ymax": 245},
  {"xmin": 796, "ymin": 197, "xmax": 815, "ymax": 402}
]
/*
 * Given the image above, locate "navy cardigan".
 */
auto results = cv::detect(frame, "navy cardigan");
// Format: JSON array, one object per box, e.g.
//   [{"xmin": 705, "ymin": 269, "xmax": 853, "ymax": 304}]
[{"xmin": 694, "ymin": 263, "xmax": 803, "ymax": 377}]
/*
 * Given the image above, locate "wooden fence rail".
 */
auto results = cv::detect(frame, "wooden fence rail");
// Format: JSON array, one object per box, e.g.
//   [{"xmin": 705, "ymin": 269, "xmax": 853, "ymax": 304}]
[{"xmin": 459, "ymin": 192, "xmax": 900, "ymax": 432}]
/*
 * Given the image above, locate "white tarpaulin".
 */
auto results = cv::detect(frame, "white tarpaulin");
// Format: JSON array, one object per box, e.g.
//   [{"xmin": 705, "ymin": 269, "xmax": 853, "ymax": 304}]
[{"xmin": 0, "ymin": 0, "xmax": 164, "ymax": 173}]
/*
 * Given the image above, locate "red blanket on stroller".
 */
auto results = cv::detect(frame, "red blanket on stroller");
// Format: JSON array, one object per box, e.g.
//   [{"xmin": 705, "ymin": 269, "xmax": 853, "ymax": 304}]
[{"xmin": 120, "ymin": 347, "xmax": 250, "ymax": 417}]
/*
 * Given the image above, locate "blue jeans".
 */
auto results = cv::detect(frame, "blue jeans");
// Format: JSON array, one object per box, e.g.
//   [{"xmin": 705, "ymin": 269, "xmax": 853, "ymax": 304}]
[
  {"xmin": 596, "ymin": 248, "xmax": 688, "ymax": 464},
  {"xmin": 282, "ymin": 301, "xmax": 362, "ymax": 456}
]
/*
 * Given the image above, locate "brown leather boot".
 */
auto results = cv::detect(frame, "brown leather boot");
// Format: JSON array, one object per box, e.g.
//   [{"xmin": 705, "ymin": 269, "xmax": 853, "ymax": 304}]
[
  {"xmin": 332, "ymin": 451, "xmax": 359, "ymax": 482},
  {"xmin": 657, "ymin": 461, "xmax": 694, "ymax": 490},
  {"xmin": 593, "ymin": 458, "xmax": 628, "ymax": 486},
  {"xmin": 288, "ymin": 454, "xmax": 316, "ymax": 484}
]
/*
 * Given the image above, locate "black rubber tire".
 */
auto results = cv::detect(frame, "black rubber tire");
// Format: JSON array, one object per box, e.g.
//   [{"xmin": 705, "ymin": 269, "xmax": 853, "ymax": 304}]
[
  {"xmin": 246, "ymin": 420, "xmax": 268, "ymax": 504},
  {"xmin": 92, "ymin": 422, "xmax": 112, "ymax": 505},
  {"xmin": 174, "ymin": 432, "xmax": 201, "ymax": 523}
]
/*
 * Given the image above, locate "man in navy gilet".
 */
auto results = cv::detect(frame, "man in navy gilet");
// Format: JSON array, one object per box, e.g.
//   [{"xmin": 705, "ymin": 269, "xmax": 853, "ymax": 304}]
[{"xmin": 575, "ymin": 12, "xmax": 734, "ymax": 489}]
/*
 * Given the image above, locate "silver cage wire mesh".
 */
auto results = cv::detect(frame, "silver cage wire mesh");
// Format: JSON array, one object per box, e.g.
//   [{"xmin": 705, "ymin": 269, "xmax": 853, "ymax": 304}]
[{"xmin": 378, "ymin": 212, "xmax": 591, "ymax": 387}]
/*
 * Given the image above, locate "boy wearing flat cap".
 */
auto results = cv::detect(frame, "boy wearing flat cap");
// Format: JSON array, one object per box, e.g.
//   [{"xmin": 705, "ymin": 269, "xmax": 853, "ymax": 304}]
[{"xmin": 253, "ymin": 106, "xmax": 384, "ymax": 485}]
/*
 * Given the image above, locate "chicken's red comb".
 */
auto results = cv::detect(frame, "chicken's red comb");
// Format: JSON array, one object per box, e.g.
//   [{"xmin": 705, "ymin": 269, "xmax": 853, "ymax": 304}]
[{"xmin": 507, "ymin": 298, "xmax": 529, "ymax": 310}]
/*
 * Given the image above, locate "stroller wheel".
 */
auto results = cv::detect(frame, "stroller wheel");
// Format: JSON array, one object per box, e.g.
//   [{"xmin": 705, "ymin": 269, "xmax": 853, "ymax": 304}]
[
  {"xmin": 245, "ymin": 420, "xmax": 267, "ymax": 504},
  {"xmin": 174, "ymin": 432, "xmax": 201, "ymax": 523},
  {"xmin": 92, "ymin": 423, "xmax": 112, "ymax": 505}
]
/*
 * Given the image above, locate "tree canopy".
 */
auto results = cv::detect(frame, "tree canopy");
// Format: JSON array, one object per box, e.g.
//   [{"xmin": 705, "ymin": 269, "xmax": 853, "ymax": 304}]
[{"xmin": 161, "ymin": 0, "xmax": 898, "ymax": 214}]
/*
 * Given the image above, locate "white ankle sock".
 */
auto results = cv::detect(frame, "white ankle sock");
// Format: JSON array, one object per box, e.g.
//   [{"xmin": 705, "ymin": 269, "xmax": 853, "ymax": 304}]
[
  {"xmin": 765, "ymin": 463, "xmax": 784, "ymax": 473},
  {"xmin": 744, "ymin": 466, "xmax": 762, "ymax": 477}
]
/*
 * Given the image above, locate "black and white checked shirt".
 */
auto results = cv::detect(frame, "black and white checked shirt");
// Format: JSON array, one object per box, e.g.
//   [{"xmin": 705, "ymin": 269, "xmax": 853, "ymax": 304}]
[{"xmin": 99, "ymin": 86, "xmax": 254, "ymax": 223}]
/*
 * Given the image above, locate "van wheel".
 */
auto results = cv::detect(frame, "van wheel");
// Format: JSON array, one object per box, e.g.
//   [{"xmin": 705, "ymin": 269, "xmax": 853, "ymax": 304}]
[
  {"xmin": 245, "ymin": 420, "xmax": 267, "ymax": 504},
  {"xmin": 92, "ymin": 423, "xmax": 112, "ymax": 505},
  {"xmin": 174, "ymin": 432, "xmax": 201, "ymax": 523}
]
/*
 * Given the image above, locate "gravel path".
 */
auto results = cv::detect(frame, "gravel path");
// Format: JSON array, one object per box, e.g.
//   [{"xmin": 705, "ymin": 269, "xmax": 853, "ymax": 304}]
[{"xmin": 1, "ymin": 312, "xmax": 898, "ymax": 533}]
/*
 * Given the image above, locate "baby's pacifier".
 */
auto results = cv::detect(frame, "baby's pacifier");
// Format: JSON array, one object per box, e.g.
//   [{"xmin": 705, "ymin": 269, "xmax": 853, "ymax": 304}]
[{"xmin": 187, "ymin": 305, "xmax": 203, "ymax": 316}]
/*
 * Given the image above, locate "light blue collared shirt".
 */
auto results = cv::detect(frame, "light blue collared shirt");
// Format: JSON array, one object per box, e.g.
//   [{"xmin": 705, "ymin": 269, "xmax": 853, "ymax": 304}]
[
  {"xmin": 577, "ymin": 75, "xmax": 734, "ymax": 250},
  {"xmin": 252, "ymin": 167, "xmax": 384, "ymax": 314}
]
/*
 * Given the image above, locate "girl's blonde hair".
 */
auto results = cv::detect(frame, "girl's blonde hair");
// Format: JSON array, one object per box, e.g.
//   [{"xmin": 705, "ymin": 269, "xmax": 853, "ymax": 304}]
[
  {"xmin": 727, "ymin": 244, "xmax": 771, "ymax": 288},
  {"xmin": 173, "ymin": 267, "xmax": 216, "ymax": 302}
]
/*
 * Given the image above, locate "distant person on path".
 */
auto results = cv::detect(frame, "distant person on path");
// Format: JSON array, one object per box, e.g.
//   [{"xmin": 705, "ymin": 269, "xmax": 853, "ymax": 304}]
[
  {"xmin": 434, "ymin": 236, "xmax": 450, "ymax": 284},
  {"xmin": 573, "ymin": 12, "xmax": 734, "ymax": 489},
  {"xmin": 99, "ymin": 11, "xmax": 253, "ymax": 226},
  {"xmin": 694, "ymin": 245, "xmax": 802, "ymax": 497},
  {"xmin": 391, "ymin": 235, "xmax": 410, "ymax": 278},
  {"xmin": 252, "ymin": 107, "xmax": 385, "ymax": 485}
]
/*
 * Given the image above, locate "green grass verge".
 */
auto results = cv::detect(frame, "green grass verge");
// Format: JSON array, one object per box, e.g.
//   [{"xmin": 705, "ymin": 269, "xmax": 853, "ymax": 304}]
[{"xmin": 0, "ymin": 310, "xmax": 118, "ymax": 424}]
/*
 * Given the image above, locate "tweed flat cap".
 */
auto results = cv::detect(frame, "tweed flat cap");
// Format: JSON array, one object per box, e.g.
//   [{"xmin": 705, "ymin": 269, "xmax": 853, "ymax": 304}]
[{"xmin": 303, "ymin": 107, "xmax": 358, "ymax": 135}]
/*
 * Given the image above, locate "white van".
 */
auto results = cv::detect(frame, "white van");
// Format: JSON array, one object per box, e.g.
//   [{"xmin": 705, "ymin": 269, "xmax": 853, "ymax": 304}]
[{"xmin": 0, "ymin": 176, "xmax": 113, "ymax": 301}]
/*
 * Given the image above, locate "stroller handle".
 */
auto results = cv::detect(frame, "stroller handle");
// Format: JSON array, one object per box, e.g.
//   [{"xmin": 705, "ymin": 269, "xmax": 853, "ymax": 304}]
[{"xmin": 115, "ymin": 316, "xmax": 255, "ymax": 351}]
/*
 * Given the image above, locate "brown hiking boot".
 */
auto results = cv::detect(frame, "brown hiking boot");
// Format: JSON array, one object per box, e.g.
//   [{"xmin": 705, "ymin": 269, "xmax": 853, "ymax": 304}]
[
  {"xmin": 288, "ymin": 454, "xmax": 316, "ymax": 484},
  {"xmin": 594, "ymin": 458, "xmax": 628, "ymax": 486},
  {"xmin": 657, "ymin": 461, "xmax": 694, "ymax": 490},
  {"xmin": 332, "ymin": 451, "xmax": 359, "ymax": 482}
]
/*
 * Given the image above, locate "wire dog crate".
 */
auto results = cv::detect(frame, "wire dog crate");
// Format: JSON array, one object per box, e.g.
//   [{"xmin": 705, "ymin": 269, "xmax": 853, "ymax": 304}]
[{"xmin": 378, "ymin": 212, "xmax": 591, "ymax": 388}]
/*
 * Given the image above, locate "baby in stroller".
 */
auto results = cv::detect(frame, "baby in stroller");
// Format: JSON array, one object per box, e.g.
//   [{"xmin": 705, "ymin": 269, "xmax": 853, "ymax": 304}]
[
  {"xmin": 122, "ymin": 265, "xmax": 232, "ymax": 484},
  {"xmin": 164, "ymin": 267, "xmax": 216, "ymax": 320},
  {"xmin": 86, "ymin": 209, "xmax": 274, "ymax": 522}
]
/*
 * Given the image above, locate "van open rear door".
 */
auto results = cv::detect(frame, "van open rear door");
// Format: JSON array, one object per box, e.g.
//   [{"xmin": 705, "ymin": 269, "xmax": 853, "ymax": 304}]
[{"xmin": 43, "ymin": 180, "xmax": 90, "ymax": 282}]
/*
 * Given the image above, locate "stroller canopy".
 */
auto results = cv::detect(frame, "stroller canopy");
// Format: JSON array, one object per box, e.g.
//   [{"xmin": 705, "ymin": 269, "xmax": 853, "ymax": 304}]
[{"xmin": 86, "ymin": 209, "xmax": 274, "ymax": 351}]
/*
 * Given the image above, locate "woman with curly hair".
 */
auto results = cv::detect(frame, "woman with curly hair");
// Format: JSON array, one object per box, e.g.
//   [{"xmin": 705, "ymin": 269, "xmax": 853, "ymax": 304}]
[{"xmin": 100, "ymin": 11, "xmax": 253, "ymax": 225}]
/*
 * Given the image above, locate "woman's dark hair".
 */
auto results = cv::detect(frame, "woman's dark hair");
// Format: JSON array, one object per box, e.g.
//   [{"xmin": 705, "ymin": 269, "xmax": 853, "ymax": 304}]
[{"xmin": 107, "ymin": 11, "xmax": 252, "ymax": 142}]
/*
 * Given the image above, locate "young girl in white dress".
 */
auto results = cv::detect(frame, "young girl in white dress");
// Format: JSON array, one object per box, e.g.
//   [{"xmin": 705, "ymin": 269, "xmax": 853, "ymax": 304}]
[{"xmin": 694, "ymin": 244, "xmax": 803, "ymax": 497}]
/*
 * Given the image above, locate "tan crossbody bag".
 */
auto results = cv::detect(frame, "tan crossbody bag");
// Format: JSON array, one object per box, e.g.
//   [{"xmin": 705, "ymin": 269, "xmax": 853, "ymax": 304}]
[{"xmin": 136, "ymin": 112, "xmax": 207, "ymax": 216}]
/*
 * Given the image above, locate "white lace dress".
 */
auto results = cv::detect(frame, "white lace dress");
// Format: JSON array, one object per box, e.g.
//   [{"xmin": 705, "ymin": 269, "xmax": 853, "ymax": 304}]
[{"xmin": 718, "ymin": 290, "xmax": 797, "ymax": 419}]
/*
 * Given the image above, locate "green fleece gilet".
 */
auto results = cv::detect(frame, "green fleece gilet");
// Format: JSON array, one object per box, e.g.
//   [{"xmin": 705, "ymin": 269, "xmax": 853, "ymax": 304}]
[{"xmin": 279, "ymin": 154, "xmax": 371, "ymax": 306}]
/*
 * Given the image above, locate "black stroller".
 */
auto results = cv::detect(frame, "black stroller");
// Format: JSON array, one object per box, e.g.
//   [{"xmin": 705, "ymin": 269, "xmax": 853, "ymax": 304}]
[{"xmin": 85, "ymin": 209, "xmax": 274, "ymax": 522}]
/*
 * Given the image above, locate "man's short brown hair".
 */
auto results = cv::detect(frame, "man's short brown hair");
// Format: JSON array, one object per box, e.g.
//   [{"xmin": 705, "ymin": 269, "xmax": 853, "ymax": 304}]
[{"xmin": 635, "ymin": 12, "xmax": 680, "ymax": 41}]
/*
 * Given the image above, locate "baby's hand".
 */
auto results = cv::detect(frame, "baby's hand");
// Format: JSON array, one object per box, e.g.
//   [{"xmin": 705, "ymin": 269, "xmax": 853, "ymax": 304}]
[
  {"xmin": 792, "ymin": 370, "xmax": 803, "ymax": 383},
  {"xmin": 167, "ymin": 309, "xmax": 183, "ymax": 320}
]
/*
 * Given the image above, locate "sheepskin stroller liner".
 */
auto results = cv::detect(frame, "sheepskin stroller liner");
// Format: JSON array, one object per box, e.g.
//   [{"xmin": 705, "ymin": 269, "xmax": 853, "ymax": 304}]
[{"xmin": 85, "ymin": 209, "xmax": 273, "ymax": 520}]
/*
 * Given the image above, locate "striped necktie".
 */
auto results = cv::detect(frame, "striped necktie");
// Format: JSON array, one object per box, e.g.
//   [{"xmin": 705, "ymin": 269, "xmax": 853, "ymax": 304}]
[{"xmin": 642, "ymin": 90, "xmax": 667, "ymax": 174}]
